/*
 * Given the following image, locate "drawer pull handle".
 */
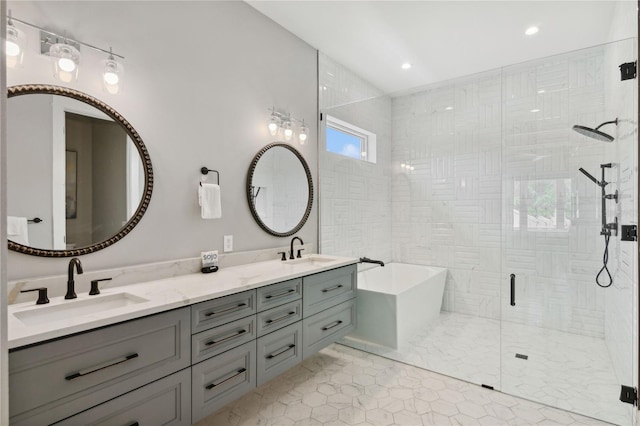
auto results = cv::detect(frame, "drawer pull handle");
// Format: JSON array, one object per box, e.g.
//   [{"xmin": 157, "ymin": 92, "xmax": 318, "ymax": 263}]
[
  {"xmin": 205, "ymin": 368, "xmax": 247, "ymax": 390},
  {"xmin": 322, "ymin": 284, "xmax": 343, "ymax": 293},
  {"xmin": 267, "ymin": 344, "xmax": 296, "ymax": 359},
  {"xmin": 322, "ymin": 320, "xmax": 343, "ymax": 331},
  {"xmin": 265, "ymin": 289, "xmax": 296, "ymax": 300},
  {"xmin": 65, "ymin": 353, "xmax": 139, "ymax": 381},
  {"xmin": 265, "ymin": 311, "xmax": 296, "ymax": 325},
  {"xmin": 205, "ymin": 329, "xmax": 247, "ymax": 346},
  {"xmin": 205, "ymin": 303, "xmax": 247, "ymax": 317}
]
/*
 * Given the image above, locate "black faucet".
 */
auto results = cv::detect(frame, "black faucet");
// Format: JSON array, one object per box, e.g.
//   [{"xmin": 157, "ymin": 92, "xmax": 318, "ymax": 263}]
[
  {"xmin": 360, "ymin": 257, "xmax": 385, "ymax": 267},
  {"xmin": 66, "ymin": 257, "xmax": 83, "ymax": 299},
  {"xmin": 289, "ymin": 237, "xmax": 304, "ymax": 260}
]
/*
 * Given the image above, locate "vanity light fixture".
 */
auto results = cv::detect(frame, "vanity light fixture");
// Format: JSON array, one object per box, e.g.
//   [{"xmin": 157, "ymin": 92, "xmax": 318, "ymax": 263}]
[
  {"xmin": 103, "ymin": 47, "xmax": 124, "ymax": 94},
  {"xmin": 4, "ymin": 14, "xmax": 125, "ymax": 93},
  {"xmin": 5, "ymin": 11, "xmax": 24, "ymax": 68},
  {"xmin": 298, "ymin": 120, "xmax": 308, "ymax": 145},
  {"xmin": 266, "ymin": 107, "xmax": 309, "ymax": 144},
  {"xmin": 283, "ymin": 117, "xmax": 294, "ymax": 141},
  {"xmin": 49, "ymin": 40, "xmax": 81, "ymax": 82}
]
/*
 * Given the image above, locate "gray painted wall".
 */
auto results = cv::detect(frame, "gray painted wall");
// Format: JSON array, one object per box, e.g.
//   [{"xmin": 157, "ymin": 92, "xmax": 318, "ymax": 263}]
[{"xmin": 6, "ymin": 1, "xmax": 318, "ymax": 280}]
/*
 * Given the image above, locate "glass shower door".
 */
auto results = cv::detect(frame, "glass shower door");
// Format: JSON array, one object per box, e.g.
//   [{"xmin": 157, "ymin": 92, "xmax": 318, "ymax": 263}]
[{"xmin": 501, "ymin": 40, "xmax": 637, "ymax": 425}]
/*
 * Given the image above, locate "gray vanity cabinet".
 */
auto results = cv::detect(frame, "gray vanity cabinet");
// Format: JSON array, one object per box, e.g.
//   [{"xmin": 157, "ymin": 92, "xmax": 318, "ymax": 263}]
[
  {"xmin": 9, "ymin": 263, "xmax": 357, "ymax": 425},
  {"xmin": 256, "ymin": 321, "xmax": 303, "ymax": 386},
  {"xmin": 191, "ymin": 340, "xmax": 256, "ymax": 423},
  {"xmin": 54, "ymin": 368, "xmax": 191, "ymax": 426},
  {"xmin": 302, "ymin": 264, "xmax": 357, "ymax": 358},
  {"xmin": 9, "ymin": 307, "xmax": 191, "ymax": 426}
]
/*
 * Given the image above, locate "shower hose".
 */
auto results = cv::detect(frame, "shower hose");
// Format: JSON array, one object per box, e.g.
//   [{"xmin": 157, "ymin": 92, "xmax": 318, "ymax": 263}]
[{"xmin": 596, "ymin": 234, "xmax": 613, "ymax": 288}]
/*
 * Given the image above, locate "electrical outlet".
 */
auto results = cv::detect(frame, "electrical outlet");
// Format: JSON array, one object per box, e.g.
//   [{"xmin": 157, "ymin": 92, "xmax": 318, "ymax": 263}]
[{"xmin": 223, "ymin": 235, "xmax": 233, "ymax": 252}]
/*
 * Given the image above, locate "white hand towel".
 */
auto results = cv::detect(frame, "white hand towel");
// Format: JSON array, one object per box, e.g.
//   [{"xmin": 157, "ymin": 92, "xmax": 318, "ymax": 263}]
[
  {"xmin": 198, "ymin": 183, "xmax": 222, "ymax": 219},
  {"xmin": 8, "ymin": 216, "xmax": 29, "ymax": 245}
]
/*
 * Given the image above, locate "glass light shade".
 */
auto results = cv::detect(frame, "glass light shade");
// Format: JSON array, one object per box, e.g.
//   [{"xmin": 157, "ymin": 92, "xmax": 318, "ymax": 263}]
[
  {"xmin": 103, "ymin": 58, "xmax": 124, "ymax": 94},
  {"xmin": 268, "ymin": 115, "xmax": 280, "ymax": 136},
  {"xmin": 6, "ymin": 26, "xmax": 24, "ymax": 68},
  {"xmin": 49, "ymin": 43, "xmax": 80, "ymax": 82},
  {"xmin": 298, "ymin": 125, "xmax": 308, "ymax": 144},
  {"xmin": 283, "ymin": 121, "xmax": 293, "ymax": 141}
]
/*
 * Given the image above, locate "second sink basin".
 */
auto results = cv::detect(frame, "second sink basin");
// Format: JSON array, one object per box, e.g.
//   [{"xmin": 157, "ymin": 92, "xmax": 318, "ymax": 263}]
[
  {"xmin": 286, "ymin": 255, "xmax": 337, "ymax": 266},
  {"xmin": 13, "ymin": 292, "xmax": 149, "ymax": 326}
]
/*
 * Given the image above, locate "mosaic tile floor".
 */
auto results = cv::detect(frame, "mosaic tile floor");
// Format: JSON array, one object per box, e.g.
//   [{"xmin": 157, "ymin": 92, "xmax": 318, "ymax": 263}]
[
  {"xmin": 196, "ymin": 344, "xmax": 613, "ymax": 426},
  {"xmin": 340, "ymin": 312, "xmax": 630, "ymax": 425}
]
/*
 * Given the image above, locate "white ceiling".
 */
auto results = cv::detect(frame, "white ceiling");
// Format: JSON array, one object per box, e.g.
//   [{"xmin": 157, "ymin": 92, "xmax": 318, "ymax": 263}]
[{"xmin": 247, "ymin": 1, "xmax": 630, "ymax": 94}]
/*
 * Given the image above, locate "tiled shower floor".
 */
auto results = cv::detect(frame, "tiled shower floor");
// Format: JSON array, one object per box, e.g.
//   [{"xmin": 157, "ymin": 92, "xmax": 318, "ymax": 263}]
[
  {"xmin": 340, "ymin": 312, "xmax": 630, "ymax": 425},
  {"xmin": 198, "ymin": 344, "xmax": 610, "ymax": 426}
]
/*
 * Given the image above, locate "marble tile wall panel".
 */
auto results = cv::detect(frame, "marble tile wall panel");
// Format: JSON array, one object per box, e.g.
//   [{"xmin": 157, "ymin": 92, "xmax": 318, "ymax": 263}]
[{"xmin": 319, "ymin": 53, "xmax": 393, "ymax": 263}]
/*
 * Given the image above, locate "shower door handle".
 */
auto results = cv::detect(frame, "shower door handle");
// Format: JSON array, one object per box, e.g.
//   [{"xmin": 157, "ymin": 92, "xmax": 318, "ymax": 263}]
[{"xmin": 510, "ymin": 274, "xmax": 516, "ymax": 306}]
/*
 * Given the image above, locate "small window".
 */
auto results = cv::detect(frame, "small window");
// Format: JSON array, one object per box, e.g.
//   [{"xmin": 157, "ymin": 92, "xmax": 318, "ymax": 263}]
[
  {"xmin": 325, "ymin": 115, "xmax": 376, "ymax": 163},
  {"xmin": 513, "ymin": 178, "xmax": 572, "ymax": 231}
]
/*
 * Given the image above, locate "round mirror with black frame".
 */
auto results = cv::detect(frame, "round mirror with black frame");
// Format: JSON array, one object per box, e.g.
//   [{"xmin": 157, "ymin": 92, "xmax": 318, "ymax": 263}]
[
  {"xmin": 246, "ymin": 143, "xmax": 313, "ymax": 237},
  {"xmin": 7, "ymin": 84, "xmax": 153, "ymax": 257}
]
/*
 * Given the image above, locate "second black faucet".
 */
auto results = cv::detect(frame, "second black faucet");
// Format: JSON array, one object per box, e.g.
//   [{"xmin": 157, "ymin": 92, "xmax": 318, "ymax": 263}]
[{"xmin": 66, "ymin": 257, "xmax": 83, "ymax": 299}]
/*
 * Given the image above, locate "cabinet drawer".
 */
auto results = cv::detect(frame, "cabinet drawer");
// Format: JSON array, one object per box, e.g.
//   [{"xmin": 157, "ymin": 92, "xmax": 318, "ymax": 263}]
[
  {"xmin": 303, "ymin": 299, "xmax": 356, "ymax": 359},
  {"xmin": 192, "ymin": 340, "xmax": 256, "ymax": 423},
  {"xmin": 192, "ymin": 315, "xmax": 256, "ymax": 364},
  {"xmin": 303, "ymin": 265, "xmax": 357, "ymax": 317},
  {"xmin": 191, "ymin": 290, "xmax": 256, "ymax": 334},
  {"xmin": 9, "ymin": 307, "xmax": 190, "ymax": 426},
  {"xmin": 256, "ymin": 322, "xmax": 302, "ymax": 387},
  {"xmin": 256, "ymin": 278, "xmax": 302, "ymax": 312},
  {"xmin": 54, "ymin": 368, "xmax": 191, "ymax": 426},
  {"xmin": 256, "ymin": 300, "xmax": 302, "ymax": 337}
]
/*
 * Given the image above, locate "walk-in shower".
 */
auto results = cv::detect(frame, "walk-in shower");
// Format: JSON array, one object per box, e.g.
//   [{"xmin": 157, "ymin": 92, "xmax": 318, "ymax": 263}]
[{"xmin": 320, "ymin": 38, "xmax": 638, "ymax": 426}]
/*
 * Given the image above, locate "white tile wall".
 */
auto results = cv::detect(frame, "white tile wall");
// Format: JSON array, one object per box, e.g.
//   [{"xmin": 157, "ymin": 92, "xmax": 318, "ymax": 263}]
[
  {"xmin": 391, "ymin": 71, "xmax": 503, "ymax": 320},
  {"xmin": 319, "ymin": 53, "xmax": 392, "ymax": 263}
]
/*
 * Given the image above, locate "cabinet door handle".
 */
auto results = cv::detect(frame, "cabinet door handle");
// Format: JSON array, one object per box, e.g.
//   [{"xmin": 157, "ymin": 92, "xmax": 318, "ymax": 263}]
[
  {"xmin": 510, "ymin": 274, "xmax": 516, "ymax": 306},
  {"xmin": 65, "ymin": 353, "xmax": 139, "ymax": 380},
  {"xmin": 265, "ymin": 311, "xmax": 296, "ymax": 325},
  {"xmin": 322, "ymin": 284, "xmax": 343, "ymax": 293},
  {"xmin": 205, "ymin": 329, "xmax": 247, "ymax": 346},
  {"xmin": 205, "ymin": 303, "xmax": 247, "ymax": 317},
  {"xmin": 322, "ymin": 320, "xmax": 343, "ymax": 331},
  {"xmin": 267, "ymin": 344, "xmax": 295, "ymax": 359},
  {"xmin": 205, "ymin": 368, "xmax": 247, "ymax": 390},
  {"xmin": 264, "ymin": 289, "xmax": 296, "ymax": 300}
]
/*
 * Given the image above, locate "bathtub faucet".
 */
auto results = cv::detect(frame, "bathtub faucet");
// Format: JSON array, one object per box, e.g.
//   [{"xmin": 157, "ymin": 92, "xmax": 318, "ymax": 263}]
[{"xmin": 360, "ymin": 257, "xmax": 385, "ymax": 267}]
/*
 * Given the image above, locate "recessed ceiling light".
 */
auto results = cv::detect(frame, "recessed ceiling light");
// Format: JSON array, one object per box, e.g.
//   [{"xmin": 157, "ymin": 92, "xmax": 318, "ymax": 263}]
[
  {"xmin": 525, "ymin": 26, "xmax": 539, "ymax": 36},
  {"xmin": 530, "ymin": 108, "xmax": 540, "ymax": 113},
  {"xmin": 537, "ymin": 89, "xmax": 546, "ymax": 94},
  {"xmin": 445, "ymin": 106, "xmax": 454, "ymax": 111},
  {"xmin": 401, "ymin": 63, "xmax": 412, "ymax": 70}
]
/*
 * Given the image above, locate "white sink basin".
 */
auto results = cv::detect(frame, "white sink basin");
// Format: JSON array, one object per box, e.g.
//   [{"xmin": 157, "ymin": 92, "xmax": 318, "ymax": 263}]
[
  {"xmin": 13, "ymin": 293, "xmax": 149, "ymax": 326},
  {"xmin": 286, "ymin": 255, "xmax": 337, "ymax": 266}
]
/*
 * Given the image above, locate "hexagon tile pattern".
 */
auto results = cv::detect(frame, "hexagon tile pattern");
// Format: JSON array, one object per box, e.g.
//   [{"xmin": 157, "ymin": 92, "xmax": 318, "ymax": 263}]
[{"xmin": 196, "ymin": 344, "xmax": 609, "ymax": 426}]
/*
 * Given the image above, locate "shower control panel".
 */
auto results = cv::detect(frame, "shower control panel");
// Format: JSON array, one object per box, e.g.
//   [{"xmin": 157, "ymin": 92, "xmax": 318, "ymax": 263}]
[{"xmin": 621, "ymin": 225, "xmax": 637, "ymax": 242}]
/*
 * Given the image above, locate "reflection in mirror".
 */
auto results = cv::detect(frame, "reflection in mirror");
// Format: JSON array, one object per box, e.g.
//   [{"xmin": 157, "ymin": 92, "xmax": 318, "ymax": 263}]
[
  {"xmin": 247, "ymin": 143, "xmax": 313, "ymax": 237},
  {"xmin": 7, "ymin": 85, "xmax": 153, "ymax": 257}
]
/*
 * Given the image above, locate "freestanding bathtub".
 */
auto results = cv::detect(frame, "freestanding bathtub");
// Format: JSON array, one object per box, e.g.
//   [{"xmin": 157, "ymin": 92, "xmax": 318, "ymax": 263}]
[{"xmin": 348, "ymin": 263, "xmax": 448, "ymax": 349}]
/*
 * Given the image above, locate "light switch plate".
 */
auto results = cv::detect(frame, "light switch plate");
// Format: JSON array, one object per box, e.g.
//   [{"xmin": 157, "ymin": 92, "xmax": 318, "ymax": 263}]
[{"xmin": 223, "ymin": 235, "xmax": 233, "ymax": 252}]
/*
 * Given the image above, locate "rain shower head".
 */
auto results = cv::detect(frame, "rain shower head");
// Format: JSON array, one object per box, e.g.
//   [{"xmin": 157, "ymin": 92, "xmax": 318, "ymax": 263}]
[{"xmin": 572, "ymin": 119, "xmax": 618, "ymax": 142}]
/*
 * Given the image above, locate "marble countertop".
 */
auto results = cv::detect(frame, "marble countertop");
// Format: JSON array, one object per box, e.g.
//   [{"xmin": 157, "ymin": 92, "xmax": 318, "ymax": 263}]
[{"xmin": 8, "ymin": 254, "xmax": 358, "ymax": 349}]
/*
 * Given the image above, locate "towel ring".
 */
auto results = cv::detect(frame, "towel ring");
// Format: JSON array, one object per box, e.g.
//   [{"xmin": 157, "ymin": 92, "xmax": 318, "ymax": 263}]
[{"xmin": 200, "ymin": 167, "xmax": 220, "ymax": 185}]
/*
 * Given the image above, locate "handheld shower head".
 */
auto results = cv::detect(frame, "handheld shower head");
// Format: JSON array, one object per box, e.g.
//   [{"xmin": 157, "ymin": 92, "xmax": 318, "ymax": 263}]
[
  {"xmin": 578, "ymin": 168, "xmax": 601, "ymax": 186},
  {"xmin": 572, "ymin": 119, "xmax": 618, "ymax": 142}
]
